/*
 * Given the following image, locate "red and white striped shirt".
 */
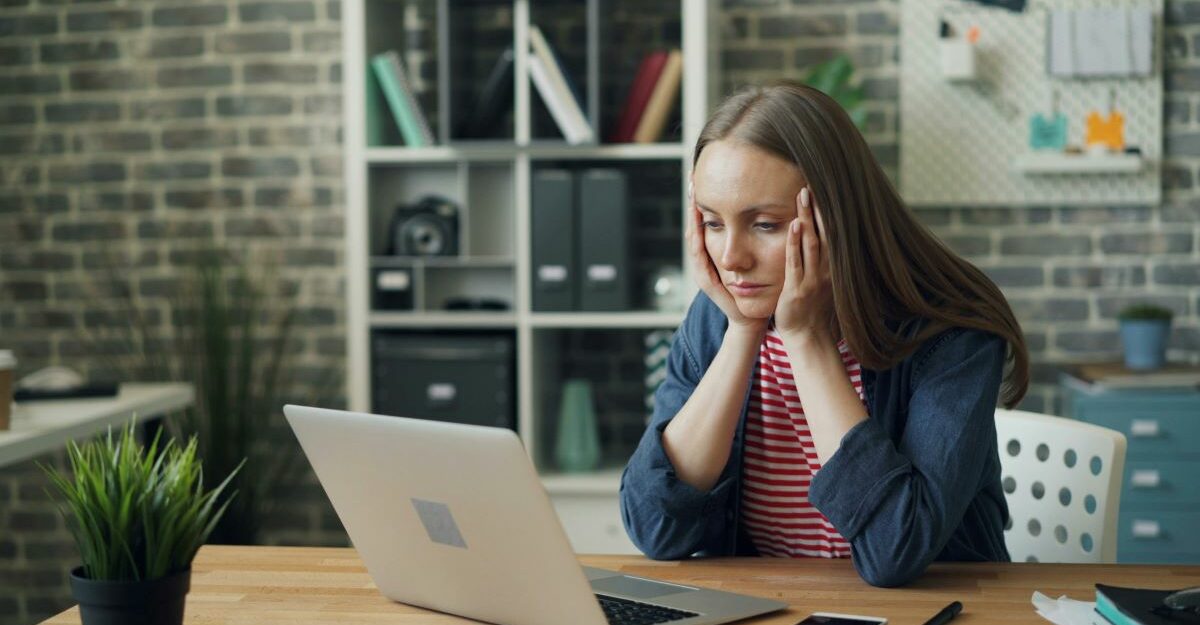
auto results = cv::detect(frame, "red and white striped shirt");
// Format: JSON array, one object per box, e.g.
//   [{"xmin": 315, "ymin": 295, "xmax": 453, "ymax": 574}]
[{"xmin": 740, "ymin": 326, "xmax": 866, "ymax": 558}]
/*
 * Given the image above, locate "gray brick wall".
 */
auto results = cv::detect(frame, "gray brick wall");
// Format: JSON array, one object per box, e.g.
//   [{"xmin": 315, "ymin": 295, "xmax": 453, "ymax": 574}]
[
  {"xmin": 2, "ymin": 0, "xmax": 1200, "ymax": 623},
  {"xmin": 0, "ymin": 0, "xmax": 347, "ymax": 623}
]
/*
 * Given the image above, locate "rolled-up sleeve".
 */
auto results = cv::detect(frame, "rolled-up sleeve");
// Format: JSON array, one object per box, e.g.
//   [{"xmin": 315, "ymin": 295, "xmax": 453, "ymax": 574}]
[
  {"xmin": 808, "ymin": 328, "xmax": 1006, "ymax": 587},
  {"xmin": 619, "ymin": 302, "xmax": 739, "ymax": 560}
]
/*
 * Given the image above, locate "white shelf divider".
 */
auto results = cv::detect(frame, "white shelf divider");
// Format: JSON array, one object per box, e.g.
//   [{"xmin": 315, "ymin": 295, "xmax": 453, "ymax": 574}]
[
  {"xmin": 529, "ymin": 311, "xmax": 685, "ymax": 329},
  {"xmin": 370, "ymin": 255, "xmax": 516, "ymax": 268},
  {"xmin": 367, "ymin": 143, "xmax": 688, "ymax": 164},
  {"xmin": 541, "ymin": 469, "xmax": 625, "ymax": 495},
  {"xmin": 370, "ymin": 312, "xmax": 518, "ymax": 328}
]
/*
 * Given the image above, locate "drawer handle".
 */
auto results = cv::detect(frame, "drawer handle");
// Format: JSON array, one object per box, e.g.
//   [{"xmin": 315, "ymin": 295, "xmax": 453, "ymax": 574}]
[
  {"xmin": 1132, "ymin": 519, "xmax": 1161, "ymax": 539},
  {"xmin": 1130, "ymin": 470, "xmax": 1161, "ymax": 489},
  {"xmin": 1130, "ymin": 420, "xmax": 1160, "ymax": 438}
]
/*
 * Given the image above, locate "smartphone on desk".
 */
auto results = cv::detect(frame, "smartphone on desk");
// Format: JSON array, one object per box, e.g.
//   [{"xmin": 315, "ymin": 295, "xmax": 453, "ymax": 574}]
[{"xmin": 795, "ymin": 613, "xmax": 887, "ymax": 625}]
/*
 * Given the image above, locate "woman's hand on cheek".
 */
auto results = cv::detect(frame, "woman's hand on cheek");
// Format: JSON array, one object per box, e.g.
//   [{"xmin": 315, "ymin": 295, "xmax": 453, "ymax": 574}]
[
  {"xmin": 773, "ymin": 186, "xmax": 835, "ymax": 344},
  {"xmin": 686, "ymin": 187, "xmax": 765, "ymax": 333}
]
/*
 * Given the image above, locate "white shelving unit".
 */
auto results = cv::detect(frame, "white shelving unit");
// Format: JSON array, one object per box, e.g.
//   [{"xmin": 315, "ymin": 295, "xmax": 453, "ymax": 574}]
[{"xmin": 343, "ymin": 0, "xmax": 718, "ymax": 553}]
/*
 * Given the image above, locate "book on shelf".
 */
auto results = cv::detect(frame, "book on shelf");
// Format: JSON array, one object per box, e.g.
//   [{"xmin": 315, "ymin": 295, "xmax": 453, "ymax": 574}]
[
  {"xmin": 632, "ymin": 48, "xmax": 683, "ymax": 144},
  {"xmin": 365, "ymin": 66, "xmax": 386, "ymax": 147},
  {"xmin": 1061, "ymin": 361, "xmax": 1200, "ymax": 390},
  {"xmin": 528, "ymin": 24, "xmax": 594, "ymax": 144},
  {"xmin": 370, "ymin": 50, "xmax": 435, "ymax": 147},
  {"xmin": 609, "ymin": 50, "xmax": 670, "ymax": 143},
  {"xmin": 455, "ymin": 46, "xmax": 514, "ymax": 140}
]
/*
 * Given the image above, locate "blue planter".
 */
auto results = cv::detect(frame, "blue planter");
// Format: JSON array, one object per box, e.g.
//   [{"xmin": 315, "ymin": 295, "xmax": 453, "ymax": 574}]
[{"xmin": 1119, "ymin": 319, "xmax": 1171, "ymax": 370}]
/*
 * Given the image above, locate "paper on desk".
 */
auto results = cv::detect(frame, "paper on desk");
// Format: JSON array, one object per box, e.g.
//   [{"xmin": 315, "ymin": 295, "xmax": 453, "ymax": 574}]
[{"xmin": 1033, "ymin": 591, "xmax": 1099, "ymax": 625}]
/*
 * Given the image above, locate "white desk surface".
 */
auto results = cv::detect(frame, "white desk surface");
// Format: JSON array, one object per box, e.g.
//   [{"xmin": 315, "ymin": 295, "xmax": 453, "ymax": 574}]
[{"xmin": 0, "ymin": 382, "xmax": 194, "ymax": 469}]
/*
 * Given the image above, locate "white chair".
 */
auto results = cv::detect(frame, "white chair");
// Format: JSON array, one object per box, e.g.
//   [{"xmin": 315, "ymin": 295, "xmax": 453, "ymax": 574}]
[{"xmin": 994, "ymin": 408, "xmax": 1127, "ymax": 563}]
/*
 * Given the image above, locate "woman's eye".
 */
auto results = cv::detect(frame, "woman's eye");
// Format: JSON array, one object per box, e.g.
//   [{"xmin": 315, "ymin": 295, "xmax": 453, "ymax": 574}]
[
  {"xmin": 702, "ymin": 221, "xmax": 723, "ymax": 230},
  {"xmin": 754, "ymin": 222, "xmax": 778, "ymax": 231}
]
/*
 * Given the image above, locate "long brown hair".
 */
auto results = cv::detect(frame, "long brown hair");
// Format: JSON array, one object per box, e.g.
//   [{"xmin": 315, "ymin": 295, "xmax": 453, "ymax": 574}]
[{"xmin": 694, "ymin": 80, "xmax": 1029, "ymax": 408}]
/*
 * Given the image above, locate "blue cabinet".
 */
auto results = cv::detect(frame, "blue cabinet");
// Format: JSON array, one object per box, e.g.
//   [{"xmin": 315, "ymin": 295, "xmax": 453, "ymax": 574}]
[{"xmin": 1060, "ymin": 377, "xmax": 1200, "ymax": 564}]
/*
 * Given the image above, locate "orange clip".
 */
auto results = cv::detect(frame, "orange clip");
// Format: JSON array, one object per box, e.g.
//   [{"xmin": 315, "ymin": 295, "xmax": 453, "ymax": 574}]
[{"xmin": 966, "ymin": 25, "xmax": 980, "ymax": 44}]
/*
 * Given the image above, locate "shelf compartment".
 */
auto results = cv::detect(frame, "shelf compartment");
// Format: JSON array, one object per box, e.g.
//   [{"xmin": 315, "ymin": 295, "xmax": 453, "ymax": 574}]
[
  {"xmin": 368, "ymin": 159, "xmax": 516, "ymax": 314},
  {"xmin": 529, "ymin": 159, "xmax": 684, "ymax": 313},
  {"xmin": 424, "ymin": 265, "xmax": 515, "ymax": 313},
  {"xmin": 368, "ymin": 163, "xmax": 463, "ymax": 256},
  {"xmin": 364, "ymin": 0, "xmax": 441, "ymax": 146},
  {"xmin": 466, "ymin": 161, "xmax": 516, "ymax": 258},
  {"xmin": 446, "ymin": 0, "xmax": 516, "ymax": 143},
  {"xmin": 1012, "ymin": 153, "xmax": 1144, "ymax": 175},
  {"xmin": 597, "ymin": 0, "xmax": 683, "ymax": 145},
  {"xmin": 531, "ymin": 328, "xmax": 666, "ymax": 476},
  {"xmin": 371, "ymin": 328, "xmax": 516, "ymax": 429},
  {"xmin": 529, "ymin": 0, "xmax": 593, "ymax": 142}
]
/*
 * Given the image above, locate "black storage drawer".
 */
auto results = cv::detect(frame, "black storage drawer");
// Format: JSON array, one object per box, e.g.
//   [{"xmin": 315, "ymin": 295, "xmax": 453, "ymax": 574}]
[{"xmin": 371, "ymin": 331, "xmax": 515, "ymax": 430}]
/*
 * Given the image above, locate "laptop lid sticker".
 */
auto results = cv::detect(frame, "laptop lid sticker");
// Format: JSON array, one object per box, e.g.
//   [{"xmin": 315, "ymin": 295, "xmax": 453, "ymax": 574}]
[{"xmin": 411, "ymin": 498, "xmax": 468, "ymax": 549}]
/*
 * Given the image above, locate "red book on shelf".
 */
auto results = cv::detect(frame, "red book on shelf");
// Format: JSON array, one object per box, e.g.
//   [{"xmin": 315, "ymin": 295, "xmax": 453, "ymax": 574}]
[{"xmin": 609, "ymin": 50, "xmax": 670, "ymax": 143}]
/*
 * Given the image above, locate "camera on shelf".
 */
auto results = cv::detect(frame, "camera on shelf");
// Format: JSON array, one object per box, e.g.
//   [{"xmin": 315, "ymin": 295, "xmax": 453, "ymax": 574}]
[{"xmin": 387, "ymin": 195, "xmax": 460, "ymax": 257}]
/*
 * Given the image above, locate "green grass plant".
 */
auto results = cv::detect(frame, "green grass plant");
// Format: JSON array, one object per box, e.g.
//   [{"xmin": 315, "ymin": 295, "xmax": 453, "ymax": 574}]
[{"xmin": 41, "ymin": 421, "xmax": 241, "ymax": 582}]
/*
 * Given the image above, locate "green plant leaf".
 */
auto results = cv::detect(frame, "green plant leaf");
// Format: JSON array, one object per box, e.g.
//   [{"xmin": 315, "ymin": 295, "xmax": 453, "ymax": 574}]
[
  {"xmin": 39, "ymin": 418, "xmax": 239, "ymax": 581},
  {"xmin": 801, "ymin": 54, "xmax": 866, "ymax": 131}
]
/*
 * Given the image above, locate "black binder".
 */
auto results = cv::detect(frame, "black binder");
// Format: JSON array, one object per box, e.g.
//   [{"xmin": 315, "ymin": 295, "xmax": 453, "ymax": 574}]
[
  {"xmin": 577, "ymin": 169, "xmax": 630, "ymax": 311},
  {"xmin": 531, "ymin": 169, "xmax": 576, "ymax": 311}
]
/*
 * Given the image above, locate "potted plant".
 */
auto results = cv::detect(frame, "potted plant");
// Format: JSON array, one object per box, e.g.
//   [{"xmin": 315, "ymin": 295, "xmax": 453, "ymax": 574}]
[
  {"xmin": 802, "ymin": 54, "xmax": 867, "ymax": 129},
  {"xmin": 1117, "ymin": 304, "xmax": 1174, "ymax": 370},
  {"xmin": 41, "ymin": 422, "xmax": 240, "ymax": 625}
]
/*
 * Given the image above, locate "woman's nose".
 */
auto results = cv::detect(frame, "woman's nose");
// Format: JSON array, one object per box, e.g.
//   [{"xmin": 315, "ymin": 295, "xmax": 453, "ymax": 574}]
[{"xmin": 718, "ymin": 233, "xmax": 753, "ymax": 272}]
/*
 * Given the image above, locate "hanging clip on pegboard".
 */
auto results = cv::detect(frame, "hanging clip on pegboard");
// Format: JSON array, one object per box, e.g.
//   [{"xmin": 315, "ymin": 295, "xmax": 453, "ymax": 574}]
[
  {"xmin": 1029, "ymin": 90, "xmax": 1068, "ymax": 151},
  {"xmin": 939, "ymin": 19, "xmax": 978, "ymax": 81},
  {"xmin": 1084, "ymin": 88, "xmax": 1126, "ymax": 152},
  {"xmin": 938, "ymin": 11, "xmax": 1020, "ymax": 121}
]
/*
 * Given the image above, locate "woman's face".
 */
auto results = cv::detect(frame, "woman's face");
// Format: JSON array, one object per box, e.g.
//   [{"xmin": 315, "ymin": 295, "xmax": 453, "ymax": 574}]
[{"xmin": 692, "ymin": 140, "xmax": 807, "ymax": 320}]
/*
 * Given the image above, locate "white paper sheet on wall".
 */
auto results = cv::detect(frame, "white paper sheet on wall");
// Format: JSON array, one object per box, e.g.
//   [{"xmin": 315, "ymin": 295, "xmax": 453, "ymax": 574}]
[
  {"xmin": 1129, "ymin": 8, "xmax": 1153, "ymax": 74},
  {"xmin": 1049, "ymin": 8, "xmax": 1153, "ymax": 77}
]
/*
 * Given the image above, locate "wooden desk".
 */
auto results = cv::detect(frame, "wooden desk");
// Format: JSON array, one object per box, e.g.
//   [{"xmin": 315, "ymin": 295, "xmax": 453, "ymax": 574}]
[
  {"xmin": 39, "ymin": 545, "xmax": 1200, "ymax": 625},
  {"xmin": 0, "ymin": 383, "xmax": 194, "ymax": 468}
]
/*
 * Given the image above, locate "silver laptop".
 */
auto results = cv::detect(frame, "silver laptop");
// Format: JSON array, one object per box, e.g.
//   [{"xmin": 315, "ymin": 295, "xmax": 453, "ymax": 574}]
[{"xmin": 285, "ymin": 405, "xmax": 787, "ymax": 625}]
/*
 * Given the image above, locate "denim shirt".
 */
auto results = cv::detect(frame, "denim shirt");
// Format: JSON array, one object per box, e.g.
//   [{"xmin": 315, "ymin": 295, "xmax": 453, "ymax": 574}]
[{"xmin": 619, "ymin": 292, "xmax": 1012, "ymax": 587}]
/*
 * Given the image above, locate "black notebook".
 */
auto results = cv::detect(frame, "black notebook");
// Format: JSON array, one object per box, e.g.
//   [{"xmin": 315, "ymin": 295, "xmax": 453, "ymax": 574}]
[
  {"xmin": 14, "ymin": 383, "xmax": 119, "ymax": 402},
  {"xmin": 455, "ymin": 47, "xmax": 514, "ymax": 140},
  {"xmin": 1096, "ymin": 584, "xmax": 1200, "ymax": 625}
]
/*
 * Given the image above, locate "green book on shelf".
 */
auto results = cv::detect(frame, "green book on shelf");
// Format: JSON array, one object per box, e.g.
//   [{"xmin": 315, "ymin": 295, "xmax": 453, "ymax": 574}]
[
  {"xmin": 370, "ymin": 50, "xmax": 427, "ymax": 148},
  {"xmin": 365, "ymin": 66, "xmax": 385, "ymax": 147}
]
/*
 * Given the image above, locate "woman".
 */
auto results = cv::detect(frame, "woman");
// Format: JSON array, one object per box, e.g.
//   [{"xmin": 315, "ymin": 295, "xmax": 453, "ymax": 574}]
[{"xmin": 619, "ymin": 81, "xmax": 1029, "ymax": 588}]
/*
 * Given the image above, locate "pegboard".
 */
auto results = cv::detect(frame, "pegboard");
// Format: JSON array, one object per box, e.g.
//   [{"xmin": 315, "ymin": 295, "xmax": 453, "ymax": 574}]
[{"xmin": 899, "ymin": 0, "xmax": 1162, "ymax": 207}]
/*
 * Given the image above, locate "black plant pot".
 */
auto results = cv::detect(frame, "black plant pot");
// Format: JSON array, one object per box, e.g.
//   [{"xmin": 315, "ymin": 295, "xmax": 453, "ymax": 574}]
[{"xmin": 69, "ymin": 566, "xmax": 191, "ymax": 625}]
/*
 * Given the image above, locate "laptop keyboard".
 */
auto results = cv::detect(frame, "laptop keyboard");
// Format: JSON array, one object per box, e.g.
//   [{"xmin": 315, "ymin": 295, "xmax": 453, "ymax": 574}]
[{"xmin": 596, "ymin": 594, "xmax": 699, "ymax": 625}]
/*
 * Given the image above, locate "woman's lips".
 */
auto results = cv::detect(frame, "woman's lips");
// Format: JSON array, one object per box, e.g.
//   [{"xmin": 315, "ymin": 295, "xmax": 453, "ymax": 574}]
[{"xmin": 728, "ymin": 283, "xmax": 767, "ymax": 296}]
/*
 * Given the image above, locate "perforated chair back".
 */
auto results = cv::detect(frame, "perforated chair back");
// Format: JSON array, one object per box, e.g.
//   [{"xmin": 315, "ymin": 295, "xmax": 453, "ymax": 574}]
[{"xmin": 994, "ymin": 409, "xmax": 1127, "ymax": 563}]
